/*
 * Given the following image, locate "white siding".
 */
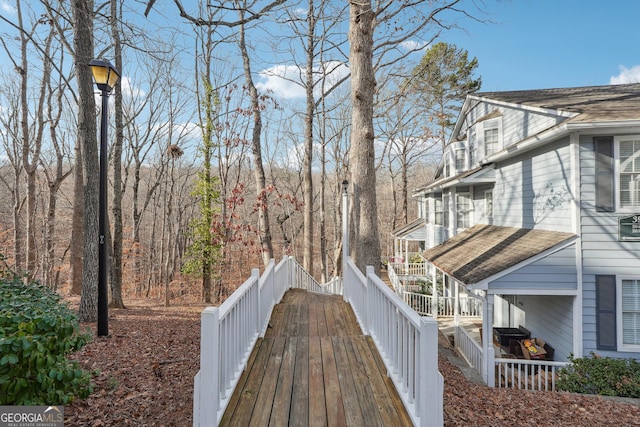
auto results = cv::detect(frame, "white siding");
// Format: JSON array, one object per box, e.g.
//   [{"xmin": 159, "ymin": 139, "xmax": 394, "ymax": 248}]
[
  {"xmin": 516, "ymin": 295, "xmax": 574, "ymax": 363},
  {"xmin": 579, "ymin": 135, "xmax": 640, "ymax": 359},
  {"xmin": 490, "ymin": 245, "xmax": 577, "ymax": 291},
  {"xmin": 493, "ymin": 138, "xmax": 574, "ymax": 231},
  {"xmin": 462, "ymin": 102, "xmax": 563, "ymax": 159}
]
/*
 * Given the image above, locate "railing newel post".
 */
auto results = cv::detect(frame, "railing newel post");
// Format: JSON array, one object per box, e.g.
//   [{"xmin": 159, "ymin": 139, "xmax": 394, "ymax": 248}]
[{"xmin": 197, "ymin": 307, "xmax": 220, "ymax": 426}]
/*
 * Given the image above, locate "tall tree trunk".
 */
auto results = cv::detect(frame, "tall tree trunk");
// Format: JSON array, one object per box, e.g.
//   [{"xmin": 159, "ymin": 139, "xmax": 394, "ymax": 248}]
[
  {"xmin": 110, "ymin": 0, "xmax": 125, "ymax": 308},
  {"xmin": 237, "ymin": 12, "xmax": 273, "ymax": 265},
  {"xmin": 74, "ymin": 0, "xmax": 100, "ymax": 323},
  {"xmin": 348, "ymin": 0, "xmax": 380, "ymax": 275},
  {"xmin": 17, "ymin": 0, "xmax": 48, "ymax": 282},
  {"xmin": 302, "ymin": 1, "xmax": 315, "ymax": 275},
  {"xmin": 70, "ymin": 135, "xmax": 84, "ymax": 294}
]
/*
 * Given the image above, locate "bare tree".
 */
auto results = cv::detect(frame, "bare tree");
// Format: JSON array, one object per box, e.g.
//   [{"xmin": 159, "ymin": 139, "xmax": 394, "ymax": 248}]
[
  {"xmin": 40, "ymin": 47, "xmax": 74, "ymax": 290},
  {"xmin": 235, "ymin": 0, "xmax": 275, "ymax": 265},
  {"xmin": 0, "ymin": 77, "xmax": 25, "ymax": 273},
  {"xmin": 109, "ymin": 0, "xmax": 126, "ymax": 308},
  {"xmin": 72, "ymin": 0, "xmax": 100, "ymax": 322},
  {"xmin": 348, "ymin": 0, "xmax": 485, "ymax": 273},
  {"xmin": 348, "ymin": 0, "xmax": 379, "ymax": 274}
]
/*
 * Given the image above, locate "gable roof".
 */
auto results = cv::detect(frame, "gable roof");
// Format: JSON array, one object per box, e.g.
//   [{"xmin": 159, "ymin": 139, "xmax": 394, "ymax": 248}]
[
  {"xmin": 413, "ymin": 164, "xmax": 495, "ymax": 195},
  {"xmin": 472, "ymin": 83, "xmax": 640, "ymax": 123},
  {"xmin": 422, "ymin": 224, "xmax": 576, "ymax": 285},
  {"xmin": 392, "ymin": 217, "xmax": 427, "ymax": 240}
]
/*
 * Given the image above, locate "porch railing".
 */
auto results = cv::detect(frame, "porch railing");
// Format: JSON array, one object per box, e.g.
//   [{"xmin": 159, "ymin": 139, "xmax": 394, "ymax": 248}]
[
  {"xmin": 345, "ymin": 258, "xmax": 443, "ymax": 427},
  {"xmin": 389, "ymin": 262, "xmax": 428, "ymax": 277},
  {"xmin": 453, "ymin": 326, "xmax": 569, "ymax": 392},
  {"xmin": 403, "ymin": 292, "xmax": 482, "ymax": 318},
  {"xmin": 455, "ymin": 325, "xmax": 483, "ymax": 372},
  {"xmin": 495, "ymin": 358, "xmax": 567, "ymax": 392}
]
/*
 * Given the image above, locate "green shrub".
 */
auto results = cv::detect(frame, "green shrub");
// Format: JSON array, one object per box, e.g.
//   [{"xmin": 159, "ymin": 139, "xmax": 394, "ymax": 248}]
[
  {"xmin": 0, "ymin": 277, "xmax": 93, "ymax": 405},
  {"xmin": 557, "ymin": 352, "xmax": 640, "ymax": 398}
]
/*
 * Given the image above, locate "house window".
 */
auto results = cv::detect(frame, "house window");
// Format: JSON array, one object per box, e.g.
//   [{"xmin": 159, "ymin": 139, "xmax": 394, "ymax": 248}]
[
  {"xmin": 434, "ymin": 197, "xmax": 443, "ymax": 225},
  {"xmin": 456, "ymin": 192, "xmax": 471, "ymax": 229},
  {"xmin": 442, "ymin": 193, "xmax": 450, "ymax": 228},
  {"xmin": 618, "ymin": 138, "xmax": 640, "ymax": 208},
  {"xmin": 423, "ymin": 197, "xmax": 429, "ymax": 221},
  {"xmin": 455, "ymin": 147, "xmax": 466, "ymax": 171},
  {"xmin": 597, "ymin": 274, "xmax": 640, "ymax": 352},
  {"xmin": 443, "ymin": 152, "xmax": 451, "ymax": 177},
  {"xmin": 484, "ymin": 119, "xmax": 500, "ymax": 156},
  {"xmin": 469, "ymin": 128, "xmax": 477, "ymax": 166},
  {"xmin": 485, "ymin": 190, "xmax": 494, "ymax": 220},
  {"xmin": 595, "ymin": 136, "xmax": 640, "ymax": 211},
  {"xmin": 619, "ymin": 278, "xmax": 640, "ymax": 351},
  {"xmin": 595, "ymin": 137, "xmax": 614, "ymax": 212}
]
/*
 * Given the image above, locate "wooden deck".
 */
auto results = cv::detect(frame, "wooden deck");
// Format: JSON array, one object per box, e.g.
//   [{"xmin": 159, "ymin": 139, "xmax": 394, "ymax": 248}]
[{"xmin": 220, "ymin": 289, "xmax": 413, "ymax": 427}]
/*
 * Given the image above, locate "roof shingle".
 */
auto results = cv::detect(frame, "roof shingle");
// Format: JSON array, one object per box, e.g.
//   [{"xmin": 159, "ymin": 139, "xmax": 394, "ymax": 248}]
[{"xmin": 422, "ymin": 224, "xmax": 576, "ymax": 284}]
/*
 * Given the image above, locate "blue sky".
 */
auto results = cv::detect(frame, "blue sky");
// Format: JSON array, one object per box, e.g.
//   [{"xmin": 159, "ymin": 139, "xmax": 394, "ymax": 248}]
[
  {"xmin": 1, "ymin": 1, "xmax": 639, "ymax": 97},
  {"xmin": 441, "ymin": 0, "xmax": 640, "ymax": 92}
]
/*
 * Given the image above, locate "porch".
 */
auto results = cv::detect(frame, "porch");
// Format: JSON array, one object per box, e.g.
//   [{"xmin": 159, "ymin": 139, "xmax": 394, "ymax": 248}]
[{"xmin": 386, "ymin": 257, "xmax": 571, "ymax": 393}]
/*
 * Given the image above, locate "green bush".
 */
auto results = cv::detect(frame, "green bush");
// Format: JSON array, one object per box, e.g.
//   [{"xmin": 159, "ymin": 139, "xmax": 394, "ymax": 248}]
[
  {"xmin": 557, "ymin": 352, "xmax": 640, "ymax": 398},
  {"xmin": 0, "ymin": 277, "xmax": 93, "ymax": 405}
]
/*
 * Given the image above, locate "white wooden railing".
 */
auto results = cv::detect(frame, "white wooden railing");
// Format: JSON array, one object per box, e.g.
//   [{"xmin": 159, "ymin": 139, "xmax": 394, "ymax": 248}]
[
  {"xmin": 389, "ymin": 262, "xmax": 428, "ymax": 277},
  {"xmin": 290, "ymin": 257, "xmax": 343, "ymax": 295},
  {"xmin": 495, "ymin": 358, "xmax": 567, "ymax": 392},
  {"xmin": 455, "ymin": 325, "xmax": 483, "ymax": 373},
  {"xmin": 403, "ymin": 292, "xmax": 482, "ymax": 318},
  {"xmin": 345, "ymin": 258, "xmax": 443, "ymax": 427},
  {"xmin": 193, "ymin": 257, "xmax": 292, "ymax": 426},
  {"xmin": 453, "ymin": 326, "xmax": 568, "ymax": 392}
]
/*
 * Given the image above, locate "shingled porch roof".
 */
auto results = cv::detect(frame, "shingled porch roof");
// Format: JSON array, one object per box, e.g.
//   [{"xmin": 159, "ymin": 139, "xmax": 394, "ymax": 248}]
[{"xmin": 422, "ymin": 224, "xmax": 576, "ymax": 285}]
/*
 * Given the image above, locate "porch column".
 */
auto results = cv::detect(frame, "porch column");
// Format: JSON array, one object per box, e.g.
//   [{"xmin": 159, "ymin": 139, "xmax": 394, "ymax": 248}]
[
  {"xmin": 431, "ymin": 265, "xmax": 438, "ymax": 318},
  {"xmin": 454, "ymin": 279, "xmax": 460, "ymax": 327},
  {"xmin": 483, "ymin": 293, "xmax": 495, "ymax": 387},
  {"xmin": 404, "ymin": 239, "xmax": 409, "ymax": 268}
]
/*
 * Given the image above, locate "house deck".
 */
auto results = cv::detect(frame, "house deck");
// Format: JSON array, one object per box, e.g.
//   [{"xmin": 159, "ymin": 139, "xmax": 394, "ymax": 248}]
[{"xmin": 219, "ymin": 288, "xmax": 413, "ymax": 426}]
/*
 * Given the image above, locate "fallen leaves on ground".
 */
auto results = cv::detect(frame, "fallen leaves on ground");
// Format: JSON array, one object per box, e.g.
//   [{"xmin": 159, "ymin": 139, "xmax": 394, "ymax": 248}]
[{"xmin": 65, "ymin": 301, "xmax": 640, "ymax": 426}]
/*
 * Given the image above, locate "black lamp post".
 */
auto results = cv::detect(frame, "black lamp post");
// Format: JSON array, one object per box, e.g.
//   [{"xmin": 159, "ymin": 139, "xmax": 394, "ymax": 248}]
[{"xmin": 89, "ymin": 59, "xmax": 120, "ymax": 337}]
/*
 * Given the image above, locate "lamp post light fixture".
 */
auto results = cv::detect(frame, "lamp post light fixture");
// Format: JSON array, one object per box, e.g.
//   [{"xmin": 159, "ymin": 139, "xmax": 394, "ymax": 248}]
[{"xmin": 89, "ymin": 59, "xmax": 120, "ymax": 337}]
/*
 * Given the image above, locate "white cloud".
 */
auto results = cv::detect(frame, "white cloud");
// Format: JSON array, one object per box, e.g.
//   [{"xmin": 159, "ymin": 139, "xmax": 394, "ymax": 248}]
[
  {"xmin": 610, "ymin": 65, "xmax": 640, "ymax": 84},
  {"xmin": 400, "ymin": 39, "xmax": 428, "ymax": 52},
  {"xmin": 0, "ymin": 0, "xmax": 16, "ymax": 14},
  {"xmin": 257, "ymin": 64, "xmax": 306, "ymax": 99},
  {"xmin": 256, "ymin": 61, "xmax": 349, "ymax": 99},
  {"xmin": 120, "ymin": 76, "xmax": 146, "ymax": 98}
]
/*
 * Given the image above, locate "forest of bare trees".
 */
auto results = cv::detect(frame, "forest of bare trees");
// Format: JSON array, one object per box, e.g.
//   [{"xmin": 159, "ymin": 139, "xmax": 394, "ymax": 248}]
[{"xmin": 0, "ymin": 0, "xmax": 483, "ymax": 312}]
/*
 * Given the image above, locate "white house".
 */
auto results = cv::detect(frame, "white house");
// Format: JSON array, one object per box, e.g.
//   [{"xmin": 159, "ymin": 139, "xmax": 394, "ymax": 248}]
[{"xmin": 398, "ymin": 83, "xmax": 640, "ymax": 384}]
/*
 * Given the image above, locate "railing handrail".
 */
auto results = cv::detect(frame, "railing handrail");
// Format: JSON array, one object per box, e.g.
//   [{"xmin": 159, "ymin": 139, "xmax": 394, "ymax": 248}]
[
  {"xmin": 290, "ymin": 257, "xmax": 344, "ymax": 295},
  {"xmin": 345, "ymin": 258, "xmax": 443, "ymax": 427},
  {"xmin": 194, "ymin": 257, "xmax": 293, "ymax": 426}
]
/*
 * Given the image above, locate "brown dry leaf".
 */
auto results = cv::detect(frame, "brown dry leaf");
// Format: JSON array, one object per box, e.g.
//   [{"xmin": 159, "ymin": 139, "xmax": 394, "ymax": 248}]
[{"xmin": 64, "ymin": 299, "xmax": 640, "ymax": 426}]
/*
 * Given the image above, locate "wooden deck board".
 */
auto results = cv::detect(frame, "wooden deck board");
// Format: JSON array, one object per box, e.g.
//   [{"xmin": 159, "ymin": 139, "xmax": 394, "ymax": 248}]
[
  {"xmin": 308, "ymin": 336, "xmax": 326, "ymax": 427},
  {"xmin": 290, "ymin": 336, "xmax": 309, "ymax": 425},
  {"xmin": 220, "ymin": 289, "xmax": 412, "ymax": 426},
  {"xmin": 269, "ymin": 337, "xmax": 297, "ymax": 427},
  {"xmin": 320, "ymin": 337, "xmax": 347, "ymax": 427}
]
